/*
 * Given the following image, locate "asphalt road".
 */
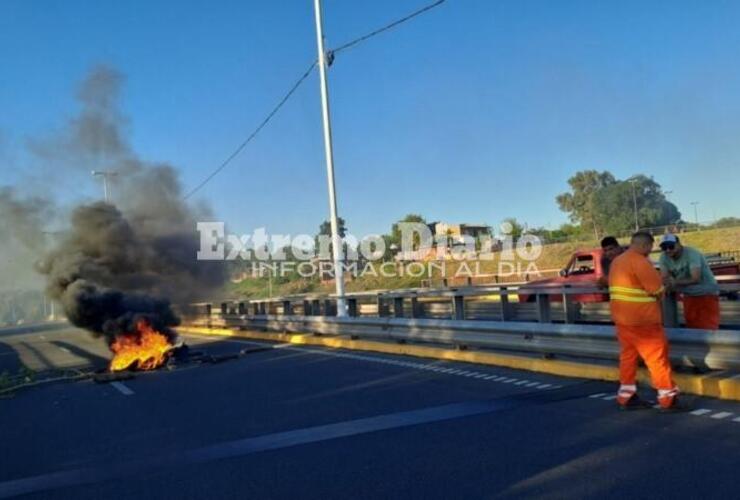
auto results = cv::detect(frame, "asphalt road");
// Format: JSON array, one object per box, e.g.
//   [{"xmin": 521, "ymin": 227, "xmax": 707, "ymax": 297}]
[{"xmin": 0, "ymin": 326, "xmax": 738, "ymax": 499}]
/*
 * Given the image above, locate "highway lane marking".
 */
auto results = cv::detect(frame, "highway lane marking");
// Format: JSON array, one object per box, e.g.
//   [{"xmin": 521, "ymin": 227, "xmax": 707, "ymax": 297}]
[
  {"xmin": 0, "ymin": 398, "xmax": 525, "ymax": 499},
  {"xmin": 235, "ymin": 329, "xmax": 739, "ymax": 420},
  {"xmin": 110, "ymin": 382, "xmax": 134, "ymax": 396},
  {"xmin": 710, "ymin": 412, "xmax": 733, "ymax": 420},
  {"xmin": 178, "ymin": 333, "xmax": 572, "ymax": 394},
  {"xmin": 587, "ymin": 399, "xmax": 740, "ymax": 424},
  {"xmin": 58, "ymin": 347, "xmax": 71, "ymax": 354}
]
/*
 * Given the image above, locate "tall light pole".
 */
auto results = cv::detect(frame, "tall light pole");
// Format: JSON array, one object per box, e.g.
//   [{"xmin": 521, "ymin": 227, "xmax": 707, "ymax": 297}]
[
  {"xmin": 91, "ymin": 170, "xmax": 118, "ymax": 202},
  {"xmin": 313, "ymin": 0, "xmax": 347, "ymax": 317},
  {"xmin": 691, "ymin": 201, "xmax": 700, "ymax": 231},
  {"xmin": 628, "ymin": 178, "xmax": 639, "ymax": 231}
]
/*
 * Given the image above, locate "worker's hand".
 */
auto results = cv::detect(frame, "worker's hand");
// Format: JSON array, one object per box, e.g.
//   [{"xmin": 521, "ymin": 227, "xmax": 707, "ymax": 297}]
[{"xmin": 662, "ymin": 275, "xmax": 675, "ymax": 288}]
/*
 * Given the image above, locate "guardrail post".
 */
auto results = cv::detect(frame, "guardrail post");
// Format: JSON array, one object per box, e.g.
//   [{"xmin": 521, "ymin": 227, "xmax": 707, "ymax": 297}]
[
  {"xmin": 238, "ymin": 302, "xmax": 246, "ymax": 315},
  {"xmin": 303, "ymin": 300, "xmax": 312, "ymax": 316},
  {"xmin": 206, "ymin": 303, "xmax": 212, "ymax": 316},
  {"xmin": 536, "ymin": 293, "xmax": 552, "ymax": 323},
  {"xmin": 347, "ymin": 298, "xmax": 358, "ymax": 317},
  {"xmin": 393, "ymin": 297, "xmax": 404, "ymax": 317},
  {"xmin": 282, "ymin": 300, "xmax": 292, "ymax": 316},
  {"xmin": 663, "ymin": 293, "xmax": 679, "ymax": 327},
  {"xmin": 377, "ymin": 295, "xmax": 389, "ymax": 317},
  {"xmin": 499, "ymin": 288, "xmax": 512, "ymax": 321},
  {"xmin": 220, "ymin": 302, "xmax": 228, "ymax": 315},
  {"xmin": 562, "ymin": 289, "xmax": 578, "ymax": 324},
  {"xmin": 324, "ymin": 299, "xmax": 336, "ymax": 317},
  {"xmin": 251, "ymin": 302, "xmax": 259, "ymax": 316},
  {"xmin": 312, "ymin": 299, "xmax": 321, "ymax": 316},
  {"xmin": 411, "ymin": 296, "xmax": 423, "ymax": 318},
  {"xmin": 452, "ymin": 295, "xmax": 465, "ymax": 320},
  {"xmin": 258, "ymin": 302, "xmax": 266, "ymax": 315}
]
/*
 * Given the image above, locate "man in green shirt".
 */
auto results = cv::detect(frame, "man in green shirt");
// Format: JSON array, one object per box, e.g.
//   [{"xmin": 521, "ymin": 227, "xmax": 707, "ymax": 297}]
[{"xmin": 659, "ymin": 234, "xmax": 720, "ymax": 329}]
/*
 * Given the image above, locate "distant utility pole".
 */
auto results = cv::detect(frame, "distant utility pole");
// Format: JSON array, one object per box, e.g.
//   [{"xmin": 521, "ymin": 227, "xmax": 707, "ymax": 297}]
[
  {"xmin": 91, "ymin": 170, "xmax": 118, "ymax": 203},
  {"xmin": 628, "ymin": 178, "xmax": 639, "ymax": 231},
  {"xmin": 691, "ymin": 201, "xmax": 700, "ymax": 231},
  {"xmin": 313, "ymin": 0, "xmax": 347, "ymax": 317}
]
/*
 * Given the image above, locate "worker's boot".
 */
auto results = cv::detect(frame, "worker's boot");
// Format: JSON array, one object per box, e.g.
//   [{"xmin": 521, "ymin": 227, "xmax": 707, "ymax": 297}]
[
  {"xmin": 618, "ymin": 394, "xmax": 653, "ymax": 411},
  {"xmin": 659, "ymin": 396, "xmax": 692, "ymax": 413}
]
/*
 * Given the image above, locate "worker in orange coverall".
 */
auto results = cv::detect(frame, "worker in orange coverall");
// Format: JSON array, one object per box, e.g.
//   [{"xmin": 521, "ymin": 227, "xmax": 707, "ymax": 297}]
[{"xmin": 608, "ymin": 231, "xmax": 687, "ymax": 412}]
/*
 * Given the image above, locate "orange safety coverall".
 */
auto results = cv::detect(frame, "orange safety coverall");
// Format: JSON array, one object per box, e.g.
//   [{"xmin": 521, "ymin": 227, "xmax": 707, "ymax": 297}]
[{"xmin": 609, "ymin": 249, "xmax": 678, "ymax": 408}]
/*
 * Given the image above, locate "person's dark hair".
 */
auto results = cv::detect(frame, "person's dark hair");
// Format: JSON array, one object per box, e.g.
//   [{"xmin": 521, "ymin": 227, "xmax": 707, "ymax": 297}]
[
  {"xmin": 600, "ymin": 236, "xmax": 619, "ymax": 248},
  {"xmin": 631, "ymin": 231, "xmax": 654, "ymax": 245}
]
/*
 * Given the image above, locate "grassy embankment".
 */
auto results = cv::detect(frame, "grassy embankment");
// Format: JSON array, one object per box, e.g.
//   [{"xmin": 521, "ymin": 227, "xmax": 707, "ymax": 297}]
[{"xmin": 229, "ymin": 226, "xmax": 740, "ymax": 299}]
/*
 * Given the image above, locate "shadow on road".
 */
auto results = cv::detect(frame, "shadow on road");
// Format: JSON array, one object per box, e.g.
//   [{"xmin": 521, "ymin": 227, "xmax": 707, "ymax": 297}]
[
  {"xmin": 0, "ymin": 341, "xmax": 26, "ymax": 374},
  {"xmin": 51, "ymin": 340, "xmax": 109, "ymax": 370}
]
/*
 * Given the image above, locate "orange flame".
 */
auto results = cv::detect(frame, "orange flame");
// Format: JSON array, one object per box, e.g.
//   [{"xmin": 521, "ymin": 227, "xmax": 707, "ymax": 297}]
[{"xmin": 109, "ymin": 319, "xmax": 173, "ymax": 372}]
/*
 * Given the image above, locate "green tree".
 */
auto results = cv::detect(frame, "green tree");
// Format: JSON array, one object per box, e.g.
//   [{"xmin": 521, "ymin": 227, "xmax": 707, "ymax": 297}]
[
  {"xmin": 388, "ymin": 214, "xmax": 427, "ymax": 251},
  {"xmin": 315, "ymin": 217, "xmax": 348, "ymax": 260},
  {"xmin": 592, "ymin": 175, "xmax": 680, "ymax": 234},
  {"xmin": 548, "ymin": 223, "xmax": 585, "ymax": 241},
  {"xmin": 711, "ymin": 217, "xmax": 740, "ymax": 228},
  {"xmin": 317, "ymin": 217, "xmax": 347, "ymax": 239},
  {"xmin": 501, "ymin": 217, "xmax": 524, "ymax": 239},
  {"xmin": 556, "ymin": 170, "xmax": 617, "ymax": 238}
]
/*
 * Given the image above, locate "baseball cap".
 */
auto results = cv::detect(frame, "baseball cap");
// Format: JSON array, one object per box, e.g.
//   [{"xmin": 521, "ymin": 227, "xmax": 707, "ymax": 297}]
[{"xmin": 660, "ymin": 234, "xmax": 678, "ymax": 249}]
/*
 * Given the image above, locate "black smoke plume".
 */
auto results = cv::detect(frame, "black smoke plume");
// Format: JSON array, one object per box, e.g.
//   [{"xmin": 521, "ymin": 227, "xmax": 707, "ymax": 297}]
[{"xmin": 32, "ymin": 65, "xmax": 225, "ymax": 344}]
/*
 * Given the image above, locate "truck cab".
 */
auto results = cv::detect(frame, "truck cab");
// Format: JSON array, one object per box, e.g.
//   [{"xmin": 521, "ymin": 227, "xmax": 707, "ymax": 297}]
[{"xmin": 517, "ymin": 248, "xmax": 610, "ymax": 303}]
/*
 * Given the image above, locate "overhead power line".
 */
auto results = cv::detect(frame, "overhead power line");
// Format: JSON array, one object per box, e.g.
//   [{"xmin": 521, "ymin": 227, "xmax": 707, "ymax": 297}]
[
  {"xmin": 329, "ymin": 0, "xmax": 446, "ymax": 59},
  {"xmin": 183, "ymin": 0, "xmax": 447, "ymax": 199},
  {"xmin": 183, "ymin": 60, "xmax": 317, "ymax": 200}
]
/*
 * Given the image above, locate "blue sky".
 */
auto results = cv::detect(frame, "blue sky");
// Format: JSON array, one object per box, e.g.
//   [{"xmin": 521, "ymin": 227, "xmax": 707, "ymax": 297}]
[{"xmin": 1, "ymin": 0, "xmax": 739, "ymax": 237}]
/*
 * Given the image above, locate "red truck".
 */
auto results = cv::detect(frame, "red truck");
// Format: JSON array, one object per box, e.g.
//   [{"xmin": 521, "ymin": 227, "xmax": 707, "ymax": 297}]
[
  {"xmin": 517, "ymin": 248, "xmax": 740, "ymax": 303},
  {"xmin": 517, "ymin": 248, "xmax": 610, "ymax": 303}
]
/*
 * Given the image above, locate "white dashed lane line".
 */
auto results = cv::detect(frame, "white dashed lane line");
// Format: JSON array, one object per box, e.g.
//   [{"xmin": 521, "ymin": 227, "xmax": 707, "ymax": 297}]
[
  {"xmin": 711, "ymin": 412, "xmax": 733, "ymax": 420},
  {"xmin": 186, "ymin": 333, "xmax": 740, "ymax": 426},
  {"xmin": 180, "ymin": 333, "xmax": 568, "ymax": 395},
  {"xmin": 110, "ymin": 382, "xmax": 134, "ymax": 396},
  {"xmin": 588, "ymin": 395, "xmax": 739, "ymax": 425}
]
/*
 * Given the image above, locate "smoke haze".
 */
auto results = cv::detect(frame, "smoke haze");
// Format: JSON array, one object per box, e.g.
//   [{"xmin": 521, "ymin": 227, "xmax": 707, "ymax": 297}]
[{"xmin": 2, "ymin": 65, "xmax": 226, "ymax": 339}]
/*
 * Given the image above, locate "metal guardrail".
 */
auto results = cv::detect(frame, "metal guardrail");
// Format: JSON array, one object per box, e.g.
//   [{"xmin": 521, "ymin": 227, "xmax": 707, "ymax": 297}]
[
  {"xmin": 200, "ymin": 276, "xmax": 740, "ymax": 328},
  {"xmin": 0, "ymin": 321, "xmax": 69, "ymax": 336},
  {"xmin": 188, "ymin": 314, "xmax": 740, "ymax": 371}
]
